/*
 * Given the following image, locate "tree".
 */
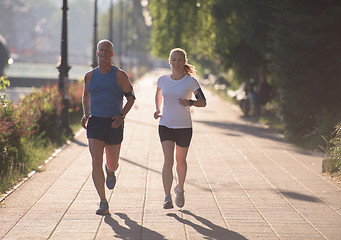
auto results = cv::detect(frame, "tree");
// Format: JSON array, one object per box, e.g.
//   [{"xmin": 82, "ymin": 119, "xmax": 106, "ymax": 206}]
[
  {"xmin": 148, "ymin": 0, "xmax": 270, "ymax": 79},
  {"xmin": 268, "ymin": 0, "xmax": 341, "ymax": 142},
  {"xmin": 148, "ymin": 0, "xmax": 203, "ymax": 58},
  {"xmin": 210, "ymin": 0, "xmax": 270, "ymax": 80}
]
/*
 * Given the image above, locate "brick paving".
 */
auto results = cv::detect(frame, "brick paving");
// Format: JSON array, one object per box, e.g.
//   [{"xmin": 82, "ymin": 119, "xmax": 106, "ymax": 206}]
[{"xmin": 0, "ymin": 69, "xmax": 340, "ymax": 240}]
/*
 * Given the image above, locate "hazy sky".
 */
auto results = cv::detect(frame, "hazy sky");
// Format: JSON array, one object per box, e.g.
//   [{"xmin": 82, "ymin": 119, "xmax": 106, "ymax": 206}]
[{"xmin": 51, "ymin": 0, "xmax": 118, "ymax": 11}]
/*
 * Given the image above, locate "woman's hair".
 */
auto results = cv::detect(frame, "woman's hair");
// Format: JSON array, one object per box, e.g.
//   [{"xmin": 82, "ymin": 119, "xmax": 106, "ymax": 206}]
[{"xmin": 169, "ymin": 48, "xmax": 196, "ymax": 77}]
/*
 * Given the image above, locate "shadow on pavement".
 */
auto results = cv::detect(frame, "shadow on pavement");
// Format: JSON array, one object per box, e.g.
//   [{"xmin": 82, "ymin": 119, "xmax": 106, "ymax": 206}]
[
  {"xmin": 168, "ymin": 210, "xmax": 248, "ymax": 240},
  {"xmin": 195, "ymin": 120, "xmax": 284, "ymax": 143},
  {"xmin": 104, "ymin": 213, "xmax": 166, "ymax": 240},
  {"xmin": 70, "ymin": 138, "xmax": 88, "ymax": 147},
  {"xmin": 120, "ymin": 157, "xmax": 211, "ymax": 192},
  {"xmin": 279, "ymin": 190, "xmax": 322, "ymax": 203}
]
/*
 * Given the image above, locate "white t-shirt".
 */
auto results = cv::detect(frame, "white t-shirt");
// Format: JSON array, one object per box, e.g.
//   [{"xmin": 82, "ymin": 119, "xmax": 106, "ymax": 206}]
[{"xmin": 157, "ymin": 74, "xmax": 200, "ymax": 128}]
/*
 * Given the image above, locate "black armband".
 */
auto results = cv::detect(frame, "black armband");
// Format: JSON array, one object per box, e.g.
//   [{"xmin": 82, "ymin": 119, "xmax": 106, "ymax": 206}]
[
  {"xmin": 124, "ymin": 87, "xmax": 136, "ymax": 100},
  {"xmin": 195, "ymin": 88, "xmax": 206, "ymax": 100}
]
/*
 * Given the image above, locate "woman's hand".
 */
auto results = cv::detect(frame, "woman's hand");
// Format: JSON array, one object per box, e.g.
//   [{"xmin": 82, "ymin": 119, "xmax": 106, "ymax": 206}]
[
  {"xmin": 154, "ymin": 110, "xmax": 162, "ymax": 119},
  {"xmin": 179, "ymin": 99, "xmax": 192, "ymax": 107}
]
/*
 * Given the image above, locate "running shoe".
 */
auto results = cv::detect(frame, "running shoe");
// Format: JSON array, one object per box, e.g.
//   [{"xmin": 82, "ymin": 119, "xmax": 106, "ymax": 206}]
[
  {"xmin": 105, "ymin": 164, "xmax": 116, "ymax": 190},
  {"xmin": 174, "ymin": 185, "xmax": 185, "ymax": 208},
  {"xmin": 163, "ymin": 195, "xmax": 174, "ymax": 209},
  {"xmin": 96, "ymin": 199, "xmax": 109, "ymax": 215}
]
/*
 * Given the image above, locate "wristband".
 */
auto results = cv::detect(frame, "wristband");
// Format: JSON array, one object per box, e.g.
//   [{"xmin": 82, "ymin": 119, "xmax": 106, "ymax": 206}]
[
  {"xmin": 189, "ymin": 100, "xmax": 194, "ymax": 106},
  {"xmin": 120, "ymin": 113, "xmax": 125, "ymax": 119}
]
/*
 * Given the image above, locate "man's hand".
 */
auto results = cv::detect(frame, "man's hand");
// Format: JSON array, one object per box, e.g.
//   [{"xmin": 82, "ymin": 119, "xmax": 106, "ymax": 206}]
[
  {"xmin": 81, "ymin": 115, "xmax": 89, "ymax": 129},
  {"xmin": 111, "ymin": 114, "xmax": 124, "ymax": 128}
]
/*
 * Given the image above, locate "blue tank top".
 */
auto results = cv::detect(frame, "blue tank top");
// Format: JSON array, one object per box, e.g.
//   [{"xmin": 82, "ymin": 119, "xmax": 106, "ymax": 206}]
[{"xmin": 89, "ymin": 66, "xmax": 123, "ymax": 118}]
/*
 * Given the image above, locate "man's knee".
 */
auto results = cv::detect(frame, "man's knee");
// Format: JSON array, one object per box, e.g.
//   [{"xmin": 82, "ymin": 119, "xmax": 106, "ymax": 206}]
[{"xmin": 92, "ymin": 158, "xmax": 103, "ymax": 169}]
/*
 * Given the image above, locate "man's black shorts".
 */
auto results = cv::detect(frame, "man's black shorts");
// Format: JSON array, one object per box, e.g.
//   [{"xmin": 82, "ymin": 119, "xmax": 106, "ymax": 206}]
[
  {"xmin": 158, "ymin": 125, "xmax": 192, "ymax": 148},
  {"xmin": 87, "ymin": 116, "xmax": 123, "ymax": 145}
]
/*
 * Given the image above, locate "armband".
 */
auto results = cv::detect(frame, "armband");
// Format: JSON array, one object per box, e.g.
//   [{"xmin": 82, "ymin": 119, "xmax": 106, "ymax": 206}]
[
  {"xmin": 195, "ymin": 88, "xmax": 206, "ymax": 100},
  {"xmin": 124, "ymin": 87, "xmax": 136, "ymax": 100}
]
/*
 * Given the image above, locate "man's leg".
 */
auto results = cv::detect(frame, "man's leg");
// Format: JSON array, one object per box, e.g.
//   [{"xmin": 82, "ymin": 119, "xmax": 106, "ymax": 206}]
[
  {"xmin": 105, "ymin": 144, "xmax": 121, "ymax": 172},
  {"xmin": 89, "ymin": 138, "xmax": 106, "ymax": 200}
]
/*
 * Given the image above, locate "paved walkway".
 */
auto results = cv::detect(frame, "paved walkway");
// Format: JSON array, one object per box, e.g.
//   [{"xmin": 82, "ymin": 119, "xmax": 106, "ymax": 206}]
[{"xmin": 1, "ymin": 69, "xmax": 340, "ymax": 240}]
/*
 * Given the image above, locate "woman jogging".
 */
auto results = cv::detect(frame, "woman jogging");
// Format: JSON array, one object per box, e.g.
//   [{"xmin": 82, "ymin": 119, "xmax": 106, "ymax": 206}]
[{"xmin": 154, "ymin": 48, "xmax": 207, "ymax": 209}]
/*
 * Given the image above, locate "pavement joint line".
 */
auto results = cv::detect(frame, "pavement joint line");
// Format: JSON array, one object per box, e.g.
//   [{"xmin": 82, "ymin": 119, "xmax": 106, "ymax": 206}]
[
  {"xmin": 93, "ymin": 119, "xmax": 138, "ymax": 240},
  {"xmin": 139, "ymin": 130, "xmax": 153, "ymax": 240},
  {"xmin": 193, "ymin": 136, "xmax": 235, "ymax": 239},
  {"xmin": 0, "ymin": 128, "xmax": 85, "ymax": 203},
  {"xmin": 47, "ymin": 171, "xmax": 92, "ymax": 239},
  {"xmin": 247, "ymin": 137, "xmax": 341, "ymax": 216},
  {"xmin": 247, "ymin": 129, "xmax": 338, "ymax": 189},
  {"xmin": 205, "ymin": 132, "xmax": 281, "ymax": 239},
  {"xmin": 283, "ymin": 149, "xmax": 340, "ymax": 188},
  {"xmin": 179, "ymin": 209, "xmax": 189, "ymax": 240},
  {"xmin": 234, "ymin": 147, "xmax": 328, "ymax": 240},
  {"xmin": 2, "ymin": 128, "xmax": 86, "ymax": 238},
  {"xmin": 95, "ymin": 148, "xmax": 128, "ymax": 239},
  {"xmin": 94, "ymin": 161, "xmax": 121, "ymax": 240}
]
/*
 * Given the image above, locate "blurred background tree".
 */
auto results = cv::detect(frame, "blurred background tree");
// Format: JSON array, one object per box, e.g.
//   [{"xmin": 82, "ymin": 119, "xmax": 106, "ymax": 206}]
[
  {"xmin": 268, "ymin": 0, "xmax": 341, "ymax": 144},
  {"xmin": 148, "ymin": 0, "xmax": 341, "ymax": 147}
]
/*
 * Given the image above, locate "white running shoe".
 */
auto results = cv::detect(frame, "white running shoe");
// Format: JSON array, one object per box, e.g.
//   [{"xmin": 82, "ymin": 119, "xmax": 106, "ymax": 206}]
[{"xmin": 174, "ymin": 185, "xmax": 185, "ymax": 208}]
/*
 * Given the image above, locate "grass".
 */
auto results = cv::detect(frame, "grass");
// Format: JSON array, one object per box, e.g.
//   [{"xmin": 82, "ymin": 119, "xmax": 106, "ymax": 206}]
[{"xmin": 322, "ymin": 123, "xmax": 341, "ymax": 179}]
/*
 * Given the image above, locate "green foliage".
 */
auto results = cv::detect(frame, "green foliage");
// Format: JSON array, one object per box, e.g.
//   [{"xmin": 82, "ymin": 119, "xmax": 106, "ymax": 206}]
[
  {"xmin": 148, "ymin": 0, "xmax": 212, "ymax": 59},
  {"xmin": 18, "ymin": 86, "xmax": 63, "ymax": 143},
  {"xmin": 211, "ymin": 0, "xmax": 270, "ymax": 80},
  {"xmin": 323, "ymin": 123, "xmax": 341, "ymax": 174},
  {"xmin": 149, "ymin": 0, "xmax": 341, "ymax": 151},
  {"xmin": 0, "ymin": 76, "xmax": 10, "ymax": 90},
  {"xmin": 268, "ymin": 0, "xmax": 341, "ymax": 143},
  {"xmin": 0, "ymin": 82, "xmax": 83, "ymax": 194},
  {"xmin": 148, "ymin": 0, "xmax": 269, "ymax": 80}
]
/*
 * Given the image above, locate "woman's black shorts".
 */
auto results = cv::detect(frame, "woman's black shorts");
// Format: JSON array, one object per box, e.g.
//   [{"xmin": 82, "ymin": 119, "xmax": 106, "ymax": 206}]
[
  {"xmin": 86, "ymin": 116, "xmax": 123, "ymax": 145},
  {"xmin": 158, "ymin": 125, "xmax": 193, "ymax": 148}
]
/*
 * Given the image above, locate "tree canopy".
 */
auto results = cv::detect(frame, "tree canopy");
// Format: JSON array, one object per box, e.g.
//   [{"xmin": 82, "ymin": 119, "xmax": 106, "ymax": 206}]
[{"xmin": 148, "ymin": 0, "xmax": 341, "ymax": 144}]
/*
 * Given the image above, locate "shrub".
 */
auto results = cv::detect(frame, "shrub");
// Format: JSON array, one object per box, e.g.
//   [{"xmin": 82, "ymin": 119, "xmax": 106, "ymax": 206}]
[
  {"xmin": 18, "ymin": 85, "xmax": 63, "ymax": 142},
  {"xmin": 68, "ymin": 80, "xmax": 83, "ymax": 119},
  {"xmin": 0, "ymin": 102, "xmax": 30, "ymax": 191},
  {"xmin": 323, "ymin": 123, "xmax": 341, "ymax": 174},
  {"xmin": 0, "ymin": 82, "xmax": 83, "ymax": 193}
]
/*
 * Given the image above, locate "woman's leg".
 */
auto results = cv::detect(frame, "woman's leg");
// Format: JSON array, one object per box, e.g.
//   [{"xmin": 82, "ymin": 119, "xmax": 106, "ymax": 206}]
[
  {"xmin": 89, "ymin": 138, "xmax": 106, "ymax": 200},
  {"xmin": 175, "ymin": 145, "xmax": 189, "ymax": 190},
  {"xmin": 161, "ymin": 140, "xmax": 175, "ymax": 196}
]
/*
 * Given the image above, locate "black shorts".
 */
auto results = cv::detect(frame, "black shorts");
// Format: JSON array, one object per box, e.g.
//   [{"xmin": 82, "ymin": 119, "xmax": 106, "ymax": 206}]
[
  {"xmin": 86, "ymin": 116, "xmax": 123, "ymax": 145},
  {"xmin": 158, "ymin": 125, "xmax": 193, "ymax": 148}
]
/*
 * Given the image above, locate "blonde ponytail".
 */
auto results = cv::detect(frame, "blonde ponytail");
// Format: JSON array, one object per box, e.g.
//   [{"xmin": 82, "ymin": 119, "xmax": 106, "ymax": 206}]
[
  {"xmin": 184, "ymin": 63, "xmax": 196, "ymax": 77},
  {"xmin": 169, "ymin": 48, "xmax": 196, "ymax": 77}
]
